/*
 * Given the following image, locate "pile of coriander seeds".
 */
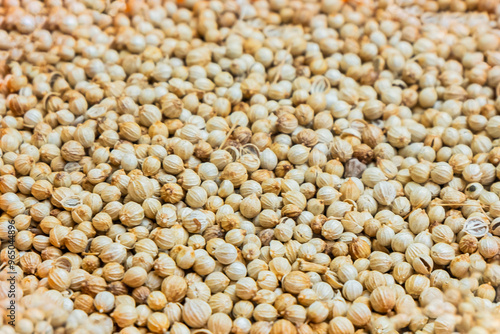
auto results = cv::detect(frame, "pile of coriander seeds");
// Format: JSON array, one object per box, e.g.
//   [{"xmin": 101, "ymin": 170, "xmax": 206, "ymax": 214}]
[{"xmin": 1, "ymin": 0, "xmax": 500, "ymax": 333}]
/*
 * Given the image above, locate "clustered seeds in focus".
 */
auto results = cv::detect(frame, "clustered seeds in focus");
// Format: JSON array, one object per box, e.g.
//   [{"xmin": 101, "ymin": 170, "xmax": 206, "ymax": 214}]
[{"xmin": 1, "ymin": 0, "xmax": 500, "ymax": 334}]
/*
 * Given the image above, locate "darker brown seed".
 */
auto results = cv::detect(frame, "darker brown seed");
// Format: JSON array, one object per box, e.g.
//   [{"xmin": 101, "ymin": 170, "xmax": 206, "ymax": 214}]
[
  {"xmin": 344, "ymin": 159, "xmax": 367, "ymax": 178},
  {"xmin": 203, "ymin": 225, "xmax": 225, "ymax": 241},
  {"xmin": 353, "ymin": 145, "xmax": 374, "ymax": 164},
  {"xmin": 107, "ymin": 281, "xmax": 129, "ymax": 295},
  {"xmin": 258, "ymin": 229, "xmax": 275, "ymax": 246},
  {"xmin": 132, "ymin": 286, "xmax": 151, "ymax": 304}
]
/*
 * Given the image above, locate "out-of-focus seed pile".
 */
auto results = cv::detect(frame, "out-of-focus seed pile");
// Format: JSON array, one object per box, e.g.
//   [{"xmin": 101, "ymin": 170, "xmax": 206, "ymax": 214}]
[{"xmin": 2, "ymin": 0, "xmax": 500, "ymax": 333}]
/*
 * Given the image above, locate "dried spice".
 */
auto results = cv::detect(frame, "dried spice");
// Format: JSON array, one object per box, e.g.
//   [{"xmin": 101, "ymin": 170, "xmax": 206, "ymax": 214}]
[{"xmin": 1, "ymin": 1, "xmax": 500, "ymax": 334}]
